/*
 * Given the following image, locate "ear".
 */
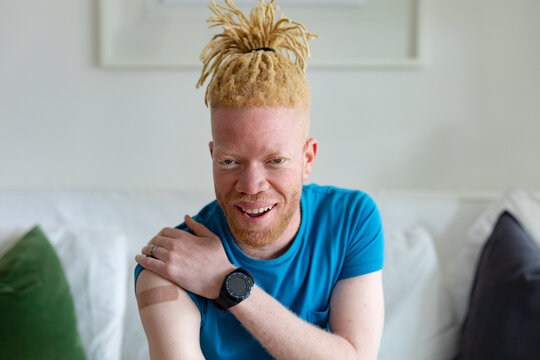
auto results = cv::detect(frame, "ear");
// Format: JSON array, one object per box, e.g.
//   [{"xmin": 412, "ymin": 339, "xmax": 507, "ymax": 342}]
[
  {"xmin": 303, "ymin": 138, "xmax": 318, "ymax": 181},
  {"xmin": 209, "ymin": 141, "xmax": 214, "ymax": 158}
]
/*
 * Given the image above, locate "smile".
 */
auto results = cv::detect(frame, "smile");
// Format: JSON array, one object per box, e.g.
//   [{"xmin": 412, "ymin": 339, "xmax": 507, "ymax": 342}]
[
  {"xmin": 240, "ymin": 205, "xmax": 273, "ymax": 215},
  {"xmin": 237, "ymin": 204, "xmax": 276, "ymax": 218}
]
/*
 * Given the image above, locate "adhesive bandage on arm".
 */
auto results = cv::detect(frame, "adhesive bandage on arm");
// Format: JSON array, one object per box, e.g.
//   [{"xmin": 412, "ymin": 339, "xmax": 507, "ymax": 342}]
[{"xmin": 137, "ymin": 285, "xmax": 180, "ymax": 310}]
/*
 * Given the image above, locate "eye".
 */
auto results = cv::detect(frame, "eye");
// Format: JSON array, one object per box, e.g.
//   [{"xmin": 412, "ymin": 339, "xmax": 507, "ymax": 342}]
[
  {"xmin": 268, "ymin": 158, "xmax": 286, "ymax": 166},
  {"xmin": 217, "ymin": 158, "xmax": 238, "ymax": 168}
]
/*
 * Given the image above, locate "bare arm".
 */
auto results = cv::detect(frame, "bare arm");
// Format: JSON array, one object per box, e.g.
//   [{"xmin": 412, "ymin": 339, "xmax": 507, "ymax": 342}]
[
  {"xmin": 229, "ymin": 271, "xmax": 384, "ymax": 360},
  {"xmin": 135, "ymin": 269, "xmax": 204, "ymax": 360}
]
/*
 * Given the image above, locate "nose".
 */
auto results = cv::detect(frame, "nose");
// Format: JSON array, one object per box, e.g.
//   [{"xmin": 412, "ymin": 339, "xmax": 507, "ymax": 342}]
[{"xmin": 235, "ymin": 163, "xmax": 270, "ymax": 195}]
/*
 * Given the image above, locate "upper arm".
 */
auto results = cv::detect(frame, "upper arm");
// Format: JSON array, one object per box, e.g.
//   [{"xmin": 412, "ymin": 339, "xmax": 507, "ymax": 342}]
[
  {"xmin": 136, "ymin": 269, "xmax": 204, "ymax": 360},
  {"xmin": 329, "ymin": 270, "xmax": 384, "ymax": 360}
]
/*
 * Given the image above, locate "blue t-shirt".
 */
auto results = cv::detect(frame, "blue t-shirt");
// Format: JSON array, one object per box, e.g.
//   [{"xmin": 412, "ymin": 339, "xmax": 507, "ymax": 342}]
[{"xmin": 135, "ymin": 184, "xmax": 384, "ymax": 359}]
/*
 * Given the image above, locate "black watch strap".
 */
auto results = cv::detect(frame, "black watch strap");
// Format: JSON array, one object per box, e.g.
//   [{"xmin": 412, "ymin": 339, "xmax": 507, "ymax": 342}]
[{"xmin": 213, "ymin": 292, "xmax": 236, "ymax": 312}]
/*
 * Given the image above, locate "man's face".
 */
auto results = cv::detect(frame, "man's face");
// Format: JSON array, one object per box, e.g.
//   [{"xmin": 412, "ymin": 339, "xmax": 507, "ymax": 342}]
[{"xmin": 209, "ymin": 107, "xmax": 317, "ymax": 249}]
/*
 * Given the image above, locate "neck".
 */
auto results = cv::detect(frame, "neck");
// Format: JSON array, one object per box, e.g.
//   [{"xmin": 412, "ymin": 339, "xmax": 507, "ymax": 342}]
[{"xmin": 235, "ymin": 205, "xmax": 302, "ymax": 260}]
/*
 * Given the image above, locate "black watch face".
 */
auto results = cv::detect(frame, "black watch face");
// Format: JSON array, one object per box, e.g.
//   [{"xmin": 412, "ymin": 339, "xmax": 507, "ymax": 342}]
[{"xmin": 226, "ymin": 272, "xmax": 252, "ymax": 300}]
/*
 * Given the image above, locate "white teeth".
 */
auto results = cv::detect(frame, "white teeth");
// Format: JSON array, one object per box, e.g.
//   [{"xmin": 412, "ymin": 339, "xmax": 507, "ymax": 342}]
[{"xmin": 241, "ymin": 205, "xmax": 273, "ymax": 214}]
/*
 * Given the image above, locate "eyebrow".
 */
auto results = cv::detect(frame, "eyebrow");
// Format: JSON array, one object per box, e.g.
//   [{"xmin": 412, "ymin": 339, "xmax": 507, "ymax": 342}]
[{"xmin": 212, "ymin": 147, "xmax": 235, "ymax": 156}]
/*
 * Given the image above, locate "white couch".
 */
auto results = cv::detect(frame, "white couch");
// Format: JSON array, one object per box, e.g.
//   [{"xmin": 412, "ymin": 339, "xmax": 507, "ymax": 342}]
[{"xmin": 1, "ymin": 186, "xmax": 538, "ymax": 360}]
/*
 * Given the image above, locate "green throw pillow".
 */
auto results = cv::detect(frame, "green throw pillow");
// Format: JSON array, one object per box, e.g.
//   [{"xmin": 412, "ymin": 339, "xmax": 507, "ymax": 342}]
[{"xmin": 0, "ymin": 226, "xmax": 87, "ymax": 360}]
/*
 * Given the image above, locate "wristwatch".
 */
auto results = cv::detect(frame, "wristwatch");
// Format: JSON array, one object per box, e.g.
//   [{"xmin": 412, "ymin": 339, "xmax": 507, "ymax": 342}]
[{"xmin": 214, "ymin": 268, "xmax": 254, "ymax": 312}]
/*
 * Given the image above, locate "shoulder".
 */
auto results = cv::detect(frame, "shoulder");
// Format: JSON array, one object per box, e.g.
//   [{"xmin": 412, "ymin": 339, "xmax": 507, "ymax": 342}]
[
  {"xmin": 135, "ymin": 270, "xmax": 202, "ymax": 320},
  {"xmin": 302, "ymin": 184, "xmax": 378, "ymax": 215},
  {"xmin": 195, "ymin": 199, "xmax": 222, "ymax": 219},
  {"xmin": 302, "ymin": 184, "xmax": 382, "ymax": 244},
  {"xmin": 135, "ymin": 268, "xmax": 177, "ymax": 293},
  {"xmin": 176, "ymin": 199, "xmax": 224, "ymax": 233}
]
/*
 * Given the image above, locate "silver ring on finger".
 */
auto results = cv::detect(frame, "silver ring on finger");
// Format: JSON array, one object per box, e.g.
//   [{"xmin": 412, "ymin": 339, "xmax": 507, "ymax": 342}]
[{"xmin": 150, "ymin": 244, "xmax": 158, "ymax": 258}]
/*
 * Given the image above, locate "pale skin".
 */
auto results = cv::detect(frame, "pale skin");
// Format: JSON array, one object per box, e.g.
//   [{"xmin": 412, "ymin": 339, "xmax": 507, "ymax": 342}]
[{"xmin": 135, "ymin": 106, "xmax": 384, "ymax": 359}]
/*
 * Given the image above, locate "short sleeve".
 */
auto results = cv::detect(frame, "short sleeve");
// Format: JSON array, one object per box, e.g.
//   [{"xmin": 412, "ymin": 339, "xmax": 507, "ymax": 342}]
[
  {"xmin": 338, "ymin": 193, "xmax": 384, "ymax": 280},
  {"xmin": 134, "ymin": 263, "xmax": 145, "ymax": 290}
]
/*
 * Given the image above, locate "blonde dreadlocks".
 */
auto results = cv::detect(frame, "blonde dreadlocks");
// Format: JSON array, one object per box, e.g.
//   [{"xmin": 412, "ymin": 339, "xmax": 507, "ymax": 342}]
[{"xmin": 196, "ymin": 0, "xmax": 317, "ymax": 110}]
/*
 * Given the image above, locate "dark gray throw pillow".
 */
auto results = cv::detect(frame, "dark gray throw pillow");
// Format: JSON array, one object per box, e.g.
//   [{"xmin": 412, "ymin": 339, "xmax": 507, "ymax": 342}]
[{"xmin": 456, "ymin": 211, "xmax": 540, "ymax": 360}]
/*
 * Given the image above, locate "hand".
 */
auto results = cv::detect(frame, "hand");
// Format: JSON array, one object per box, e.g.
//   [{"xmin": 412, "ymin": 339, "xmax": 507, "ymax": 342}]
[{"xmin": 135, "ymin": 215, "xmax": 236, "ymax": 299}]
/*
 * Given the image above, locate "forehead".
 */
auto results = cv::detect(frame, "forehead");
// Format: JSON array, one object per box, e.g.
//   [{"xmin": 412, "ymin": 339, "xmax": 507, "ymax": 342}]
[{"xmin": 211, "ymin": 107, "xmax": 307, "ymax": 147}]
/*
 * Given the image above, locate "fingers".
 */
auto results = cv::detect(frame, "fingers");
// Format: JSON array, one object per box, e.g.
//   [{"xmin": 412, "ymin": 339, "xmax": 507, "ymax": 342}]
[
  {"xmin": 141, "ymin": 244, "xmax": 168, "ymax": 261},
  {"xmin": 158, "ymin": 227, "xmax": 185, "ymax": 238},
  {"xmin": 147, "ymin": 234, "xmax": 175, "ymax": 250},
  {"xmin": 184, "ymin": 215, "xmax": 215, "ymax": 238},
  {"xmin": 135, "ymin": 254, "xmax": 166, "ymax": 274},
  {"xmin": 156, "ymin": 219, "xmax": 216, "ymax": 241}
]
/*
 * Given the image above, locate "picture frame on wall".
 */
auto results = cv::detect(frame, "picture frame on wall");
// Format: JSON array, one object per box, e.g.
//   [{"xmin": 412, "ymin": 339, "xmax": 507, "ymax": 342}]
[
  {"xmin": 161, "ymin": 0, "xmax": 368, "ymax": 4},
  {"xmin": 99, "ymin": 0, "xmax": 425, "ymax": 69}
]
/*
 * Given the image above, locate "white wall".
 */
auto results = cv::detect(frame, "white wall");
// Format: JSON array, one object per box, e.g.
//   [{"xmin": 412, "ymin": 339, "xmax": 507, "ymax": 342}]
[{"xmin": 1, "ymin": 0, "xmax": 539, "ymax": 192}]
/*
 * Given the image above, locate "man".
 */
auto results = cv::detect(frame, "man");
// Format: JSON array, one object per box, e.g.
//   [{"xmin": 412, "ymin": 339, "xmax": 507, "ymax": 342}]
[{"xmin": 134, "ymin": 1, "xmax": 384, "ymax": 359}]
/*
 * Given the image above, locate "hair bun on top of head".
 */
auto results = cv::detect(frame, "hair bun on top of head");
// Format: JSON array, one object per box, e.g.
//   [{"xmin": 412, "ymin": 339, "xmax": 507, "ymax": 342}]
[{"xmin": 196, "ymin": 0, "xmax": 318, "ymax": 109}]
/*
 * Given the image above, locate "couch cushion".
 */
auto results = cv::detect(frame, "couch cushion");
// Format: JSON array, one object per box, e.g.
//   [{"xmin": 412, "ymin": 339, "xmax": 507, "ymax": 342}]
[
  {"xmin": 0, "ymin": 225, "xmax": 127, "ymax": 360},
  {"xmin": 0, "ymin": 189, "xmax": 211, "ymax": 360},
  {"xmin": 0, "ymin": 226, "xmax": 87, "ymax": 360},
  {"xmin": 446, "ymin": 187, "xmax": 540, "ymax": 324},
  {"xmin": 380, "ymin": 226, "xmax": 457, "ymax": 360},
  {"xmin": 456, "ymin": 211, "xmax": 540, "ymax": 359}
]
